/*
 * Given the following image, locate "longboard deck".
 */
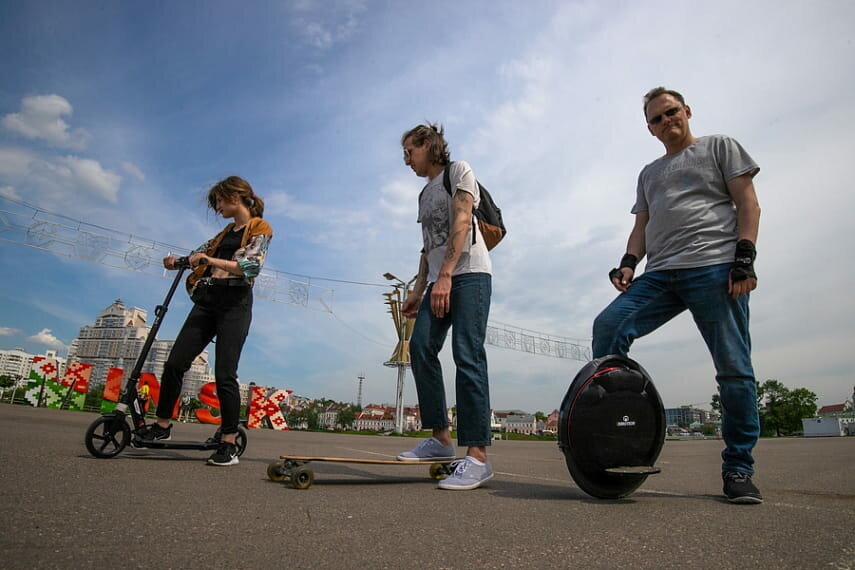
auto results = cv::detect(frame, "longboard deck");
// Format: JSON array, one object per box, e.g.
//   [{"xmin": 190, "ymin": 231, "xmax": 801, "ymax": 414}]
[
  {"xmin": 270, "ymin": 455, "xmax": 461, "ymax": 488},
  {"xmin": 279, "ymin": 455, "xmax": 457, "ymax": 465}
]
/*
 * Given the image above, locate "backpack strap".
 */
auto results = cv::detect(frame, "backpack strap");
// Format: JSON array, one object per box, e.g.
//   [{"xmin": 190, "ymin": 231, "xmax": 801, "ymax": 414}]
[{"xmin": 442, "ymin": 162, "xmax": 477, "ymax": 246}]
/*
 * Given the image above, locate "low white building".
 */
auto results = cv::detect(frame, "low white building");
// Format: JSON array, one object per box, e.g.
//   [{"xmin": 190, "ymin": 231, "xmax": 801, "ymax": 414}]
[
  {"xmin": 504, "ymin": 414, "xmax": 537, "ymax": 435},
  {"xmin": 802, "ymin": 417, "xmax": 855, "ymax": 437}
]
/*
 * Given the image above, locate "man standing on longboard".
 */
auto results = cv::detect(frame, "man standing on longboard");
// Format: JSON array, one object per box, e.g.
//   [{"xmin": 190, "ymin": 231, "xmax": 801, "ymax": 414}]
[{"xmin": 397, "ymin": 123, "xmax": 494, "ymax": 490}]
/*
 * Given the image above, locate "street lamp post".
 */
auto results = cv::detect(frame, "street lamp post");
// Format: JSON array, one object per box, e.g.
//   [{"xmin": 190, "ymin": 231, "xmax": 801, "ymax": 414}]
[{"xmin": 383, "ymin": 272, "xmax": 416, "ymax": 434}]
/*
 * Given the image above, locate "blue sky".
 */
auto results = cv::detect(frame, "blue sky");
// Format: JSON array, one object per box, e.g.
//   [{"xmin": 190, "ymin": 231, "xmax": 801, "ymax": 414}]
[{"xmin": 1, "ymin": 0, "xmax": 853, "ymax": 413}]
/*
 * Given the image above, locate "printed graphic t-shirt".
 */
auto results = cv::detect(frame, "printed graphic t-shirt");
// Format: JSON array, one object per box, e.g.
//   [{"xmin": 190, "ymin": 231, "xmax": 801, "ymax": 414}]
[{"xmin": 418, "ymin": 160, "xmax": 492, "ymax": 282}]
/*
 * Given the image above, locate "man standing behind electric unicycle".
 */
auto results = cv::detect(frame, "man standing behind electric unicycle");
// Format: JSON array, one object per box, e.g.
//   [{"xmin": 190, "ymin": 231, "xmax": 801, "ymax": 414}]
[{"xmin": 592, "ymin": 87, "xmax": 763, "ymax": 504}]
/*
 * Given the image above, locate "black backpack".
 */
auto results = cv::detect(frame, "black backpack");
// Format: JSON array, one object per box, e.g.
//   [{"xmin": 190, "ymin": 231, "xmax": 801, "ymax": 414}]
[{"xmin": 442, "ymin": 162, "xmax": 506, "ymax": 250}]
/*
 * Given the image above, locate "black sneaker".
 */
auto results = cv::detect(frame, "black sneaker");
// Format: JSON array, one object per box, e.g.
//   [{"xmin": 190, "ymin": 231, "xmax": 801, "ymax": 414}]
[
  {"xmin": 205, "ymin": 428, "xmax": 223, "ymax": 445},
  {"xmin": 723, "ymin": 471, "xmax": 763, "ymax": 504},
  {"xmin": 138, "ymin": 423, "xmax": 172, "ymax": 441},
  {"xmin": 207, "ymin": 442, "xmax": 239, "ymax": 466}
]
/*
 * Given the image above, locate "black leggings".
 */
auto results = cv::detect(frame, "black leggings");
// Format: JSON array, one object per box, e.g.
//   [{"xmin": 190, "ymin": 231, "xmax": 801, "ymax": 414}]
[{"xmin": 156, "ymin": 284, "xmax": 252, "ymax": 434}]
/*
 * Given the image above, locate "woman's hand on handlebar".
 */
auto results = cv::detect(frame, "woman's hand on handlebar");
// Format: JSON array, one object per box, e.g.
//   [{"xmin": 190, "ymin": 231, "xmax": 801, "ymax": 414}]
[
  {"xmin": 189, "ymin": 253, "xmax": 210, "ymax": 269},
  {"xmin": 163, "ymin": 256, "xmax": 193, "ymax": 270}
]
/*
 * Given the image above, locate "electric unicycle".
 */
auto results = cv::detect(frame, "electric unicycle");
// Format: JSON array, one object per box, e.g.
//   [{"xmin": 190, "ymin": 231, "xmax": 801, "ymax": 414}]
[{"xmin": 558, "ymin": 355, "xmax": 665, "ymax": 499}]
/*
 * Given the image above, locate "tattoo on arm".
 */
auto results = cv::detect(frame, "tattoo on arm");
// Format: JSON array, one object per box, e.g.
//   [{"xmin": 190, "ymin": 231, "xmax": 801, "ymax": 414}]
[{"xmin": 444, "ymin": 242, "xmax": 457, "ymax": 262}]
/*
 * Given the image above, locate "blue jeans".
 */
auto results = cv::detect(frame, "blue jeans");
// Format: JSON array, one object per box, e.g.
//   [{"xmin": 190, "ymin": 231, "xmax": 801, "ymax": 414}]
[
  {"xmin": 410, "ymin": 273, "xmax": 492, "ymax": 447},
  {"xmin": 592, "ymin": 263, "xmax": 759, "ymax": 475}
]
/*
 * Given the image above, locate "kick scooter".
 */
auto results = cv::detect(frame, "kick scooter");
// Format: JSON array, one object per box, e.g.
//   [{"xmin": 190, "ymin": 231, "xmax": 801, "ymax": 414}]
[{"xmin": 84, "ymin": 256, "xmax": 248, "ymax": 459}]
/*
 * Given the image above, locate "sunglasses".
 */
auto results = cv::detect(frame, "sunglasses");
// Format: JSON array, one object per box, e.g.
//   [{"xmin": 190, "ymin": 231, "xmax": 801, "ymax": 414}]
[
  {"xmin": 402, "ymin": 147, "xmax": 412, "ymax": 161},
  {"xmin": 648, "ymin": 106, "xmax": 682, "ymax": 125}
]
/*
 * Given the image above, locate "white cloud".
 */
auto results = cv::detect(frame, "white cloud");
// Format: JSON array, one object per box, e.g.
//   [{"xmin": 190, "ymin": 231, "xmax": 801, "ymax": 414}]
[
  {"xmin": 290, "ymin": 0, "xmax": 365, "ymax": 50},
  {"xmin": 0, "ymin": 326, "xmax": 20, "ymax": 336},
  {"xmin": 0, "ymin": 185, "xmax": 20, "ymax": 201},
  {"xmin": 0, "ymin": 146, "xmax": 35, "ymax": 178},
  {"xmin": 121, "ymin": 161, "xmax": 145, "ymax": 182},
  {"xmin": 379, "ymin": 177, "xmax": 419, "ymax": 222},
  {"xmin": 2, "ymin": 94, "xmax": 90, "ymax": 150},
  {"xmin": 29, "ymin": 155, "xmax": 121, "ymax": 204},
  {"xmin": 27, "ymin": 328, "xmax": 67, "ymax": 350},
  {"xmin": 0, "ymin": 145, "xmax": 121, "ymax": 206},
  {"xmin": 264, "ymin": 190, "xmax": 375, "ymax": 249}
]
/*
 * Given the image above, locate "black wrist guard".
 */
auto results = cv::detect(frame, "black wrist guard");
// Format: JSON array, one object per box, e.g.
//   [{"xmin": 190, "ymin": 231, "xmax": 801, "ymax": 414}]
[
  {"xmin": 620, "ymin": 253, "xmax": 638, "ymax": 271},
  {"xmin": 730, "ymin": 239, "xmax": 757, "ymax": 282},
  {"xmin": 609, "ymin": 253, "xmax": 638, "ymax": 283}
]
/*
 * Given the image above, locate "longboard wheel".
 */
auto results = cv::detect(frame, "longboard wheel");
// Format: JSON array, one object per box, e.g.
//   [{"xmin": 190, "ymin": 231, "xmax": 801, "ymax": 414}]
[
  {"xmin": 429, "ymin": 462, "xmax": 451, "ymax": 480},
  {"xmin": 267, "ymin": 460, "xmax": 287, "ymax": 482},
  {"xmin": 291, "ymin": 466, "xmax": 314, "ymax": 489}
]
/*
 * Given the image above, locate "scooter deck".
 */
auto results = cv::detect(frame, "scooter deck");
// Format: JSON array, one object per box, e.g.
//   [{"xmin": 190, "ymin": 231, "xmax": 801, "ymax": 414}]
[
  {"xmin": 133, "ymin": 439, "xmax": 219, "ymax": 450},
  {"xmin": 268, "ymin": 455, "xmax": 461, "ymax": 489}
]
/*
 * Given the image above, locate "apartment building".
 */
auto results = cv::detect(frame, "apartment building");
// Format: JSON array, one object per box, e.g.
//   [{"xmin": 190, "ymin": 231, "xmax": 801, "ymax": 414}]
[
  {"xmin": 66, "ymin": 299, "xmax": 212, "ymax": 392},
  {"xmin": 0, "ymin": 348, "xmax": 67, "ymax": 380}
]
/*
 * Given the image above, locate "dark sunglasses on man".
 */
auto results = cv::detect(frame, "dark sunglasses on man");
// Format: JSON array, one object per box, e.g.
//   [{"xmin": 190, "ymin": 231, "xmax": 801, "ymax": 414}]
[{"xmin": 648, "ymin": 106, "xmax": 683, "ymax": 125}]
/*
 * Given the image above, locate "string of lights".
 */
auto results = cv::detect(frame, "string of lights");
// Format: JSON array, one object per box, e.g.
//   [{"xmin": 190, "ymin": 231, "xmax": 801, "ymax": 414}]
[{"xmin": 0, "ymin": 195, "xmax": 590, "ymax": 360}]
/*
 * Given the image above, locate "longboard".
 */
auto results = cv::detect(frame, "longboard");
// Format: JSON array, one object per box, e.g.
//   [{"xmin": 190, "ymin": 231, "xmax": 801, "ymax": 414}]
[{"xmin": 267, "ymin": 455, "xmax": 459, "ymax": 489}]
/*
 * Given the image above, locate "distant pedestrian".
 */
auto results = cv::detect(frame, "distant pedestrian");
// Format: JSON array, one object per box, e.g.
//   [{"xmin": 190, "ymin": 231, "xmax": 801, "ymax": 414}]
[
  {"xmin": 593, "ymin": 87, "xmax": 763, "ymax": 503},
  {"xmin": 396, "ymin": 123, "xmax": 494, "ymax": 490},
  {"xmin": 139, "ymin": 175, "xmax": 272, "ymax": 467}
]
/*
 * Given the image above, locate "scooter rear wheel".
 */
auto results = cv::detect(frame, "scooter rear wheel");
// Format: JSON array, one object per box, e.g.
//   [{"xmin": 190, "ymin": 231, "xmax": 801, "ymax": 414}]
[
  {"xmin": 85, "ymin": 415, "xmax": 131, "ymax": 458},
  {"xmin": 235, "ymin": 426, "xmax": 248, "ymax": 456}
]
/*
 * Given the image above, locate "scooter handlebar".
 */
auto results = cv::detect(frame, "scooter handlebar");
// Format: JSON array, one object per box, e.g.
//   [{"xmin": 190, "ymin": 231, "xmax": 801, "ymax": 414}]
[{"xmin": 173, "ymin": 256, "xmax": 191, "ymax": 269}]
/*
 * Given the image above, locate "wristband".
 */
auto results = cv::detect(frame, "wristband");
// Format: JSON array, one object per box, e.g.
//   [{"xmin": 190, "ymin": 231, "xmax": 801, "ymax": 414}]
[
  {"xmin": 619, "ymin": 253, "xmax": 638, "ymax": 271},
  {"xmin": 731, "ymin": 239, "xmax": 757, "ymax": 282},
  {"xmin": 609, "ymin": 253, "xmax": 638, "ymax": 284}
]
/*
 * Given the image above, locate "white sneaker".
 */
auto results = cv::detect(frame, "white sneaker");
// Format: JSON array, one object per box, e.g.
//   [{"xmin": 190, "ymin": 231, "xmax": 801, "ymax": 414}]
[
  {"xmin": 396, "ymin": 437, "xmax": 456, "ymax": 462},
  {"xmin": 437, "ymin": 457, "xmax": 494, "ymax": 490}
]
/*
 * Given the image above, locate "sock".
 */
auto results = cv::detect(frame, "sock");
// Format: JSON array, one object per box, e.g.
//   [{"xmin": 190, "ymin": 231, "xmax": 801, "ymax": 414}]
[{"xmin": 467, "ymin": 456, "xmax": 485, "ymax": 466}]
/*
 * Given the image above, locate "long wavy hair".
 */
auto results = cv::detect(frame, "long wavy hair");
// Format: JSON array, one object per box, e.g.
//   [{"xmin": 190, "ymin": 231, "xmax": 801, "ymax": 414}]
[
  {"xmin": 401, "ymin": 122, "xmax": 450, "ymax": 166},
  {"xmin": 206, "ymin": 175, "xmax": 264, "ymax": 218}
]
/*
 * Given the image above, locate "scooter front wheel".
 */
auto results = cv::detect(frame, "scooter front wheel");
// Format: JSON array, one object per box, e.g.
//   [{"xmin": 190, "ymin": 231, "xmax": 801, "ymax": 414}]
[{"xmin": 85, "ymin": 415, "xmax": 131, "ymax": 458}]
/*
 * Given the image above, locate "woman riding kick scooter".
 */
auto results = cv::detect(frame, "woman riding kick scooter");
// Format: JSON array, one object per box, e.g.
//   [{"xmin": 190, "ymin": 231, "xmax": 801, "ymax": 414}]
[{"xmin": 85, "ymin": 176, "xmax": 272, "ymax": 465}]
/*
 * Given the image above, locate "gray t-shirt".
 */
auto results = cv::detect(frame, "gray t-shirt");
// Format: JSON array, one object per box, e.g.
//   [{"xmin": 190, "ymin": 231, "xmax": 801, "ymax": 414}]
[
  {"xmin": 633, "ymin": 135, "xmax": 759, "ymax": 271},
  {"xmin": 418, "ymin": 160, "xmax": 492, "ymax": 282}
]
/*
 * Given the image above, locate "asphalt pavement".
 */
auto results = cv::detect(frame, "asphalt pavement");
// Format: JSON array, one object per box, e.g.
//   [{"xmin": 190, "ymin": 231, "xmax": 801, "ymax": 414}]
[{"xmin": 1, "ymin": 404, "xmax": 853, "ymax": 569}]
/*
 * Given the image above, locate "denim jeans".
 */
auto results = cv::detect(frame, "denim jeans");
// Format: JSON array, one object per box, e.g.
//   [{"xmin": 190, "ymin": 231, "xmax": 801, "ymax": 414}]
[
  {"xmin": 156, "ymin": 284, "xmax": 252, "ymax": 434},
  {"xmin": 410, "ymin": 273, "xmax": 492, "ymax": 447},
  {"xmin": 592, "ymin": 263, "xmax": 759, "ymax": 475}
]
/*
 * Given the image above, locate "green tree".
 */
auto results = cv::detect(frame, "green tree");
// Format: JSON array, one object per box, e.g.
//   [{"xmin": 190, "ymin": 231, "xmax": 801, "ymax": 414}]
[
  {"xmin": 758, "ymin": 379, "xmax": 817, "ymax": 436},
  {"xmin": 783, "ymin": 388, "xmax": 818, "ymax": 433},
  {"xmin": 303, "ymin": 406, "xmax": 321, "ymax": 430},
  {"xmin": 337, "ymin": 406, "xmax": 357, "ymax": 430},
  {"xmin": 287, "ymin": 406, "xmax": 321, "ymax": 431},
  {"xmin": 84, "ymin": 383, "xmax": 105, "ymax": 411}
]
